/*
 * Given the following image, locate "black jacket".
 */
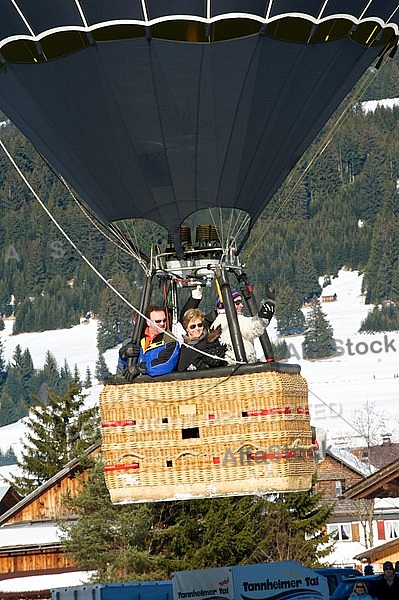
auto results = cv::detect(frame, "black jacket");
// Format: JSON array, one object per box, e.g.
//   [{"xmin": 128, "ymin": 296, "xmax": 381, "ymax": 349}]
[
  {"xmin": 177, "ymin": 330, "xmax": 226, "ymax": 372},
  {"xmin": 376, "ymin": 574, "xmax": 399, "ymax": 600}
]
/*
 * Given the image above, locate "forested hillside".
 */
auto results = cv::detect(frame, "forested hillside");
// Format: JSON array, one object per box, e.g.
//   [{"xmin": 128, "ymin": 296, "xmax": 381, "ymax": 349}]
[{"xmin": 245, "ymin": 59, "xmax": 399, "ymax": 328}]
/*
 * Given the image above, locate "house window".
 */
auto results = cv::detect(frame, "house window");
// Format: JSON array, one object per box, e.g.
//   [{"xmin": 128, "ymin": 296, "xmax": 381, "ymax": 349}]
[
  {"xmin": 327, "ymin": 524, "xmax": 351, "ymax": 541},
  {"xmin": 361, "ymin": 450, "xmax": 369, "ymax": 461},
  {"xmin": 385, "ymin": 521, "xmax": 399, "ymax": 539},
  {"xmin": 335, "ymin": 480, "xmax": 346, "ymax": 496}
]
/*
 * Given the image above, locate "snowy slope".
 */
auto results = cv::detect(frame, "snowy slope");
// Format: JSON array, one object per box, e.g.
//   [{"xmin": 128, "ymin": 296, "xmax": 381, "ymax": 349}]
[
  {"xmin": 1, "ymin": 268, "xmax": 399, "ymax": 458},
  {"xmin": 1, "ymin": 273, "xmax": 399, "ymax": 590}
]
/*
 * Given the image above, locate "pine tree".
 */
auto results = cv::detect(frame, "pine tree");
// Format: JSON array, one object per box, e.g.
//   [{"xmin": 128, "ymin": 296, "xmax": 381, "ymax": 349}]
[
  {"xmin": 0, "ymin": 338, "xmax": 6, "ymax": 389},
  {"xmin": 0, "ymin": 446, "xmax": 17, "ymax": 466},
  {"xmin": 84, "ymin": 367, "xmax": 92, "ymax": 388},
  {"xmin": 41, "ymin": 350, "xmax": 61, "ymax": 394},
  {"xmin": 302, "ymin": 300, "xmax": 336, "ymax": 359},
  {"xmin": 276, "ymin": 286, "xmax": 306, "ymax": 335},
  {"xmin": 96, "ymin": 274, "xmax": 135, "ymax": 353},
  {"xmin": 95, "ymin": 353, "xmax": 109, "ymax": 379},
  {"xmin": 60, "ymin": 467, "xmax": 334, "ymax": 581},
  {"xmin": 73, "ymin": 364, "xmax": 80, "ymax": 383},
  {"xmin": 8, "ymin": 383, "xmax": 100, "ymax": 495},
  {"xmin": 59, "ymin": 461, "xmax": 165, "ymax": 582},
  {"xmin": 60, "ymin": 359, "xmax": 74, "ymax": 394},
  {"xmin": 21, "ymin": 348, "xmax": 34, "ymax": 385}
]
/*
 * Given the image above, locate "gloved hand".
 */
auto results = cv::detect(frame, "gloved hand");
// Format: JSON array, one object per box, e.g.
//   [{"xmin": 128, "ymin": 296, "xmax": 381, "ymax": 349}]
[
  {"xmin": 123, "ymin": 365, "xmax": 140, "ymax": 382},
  {"xmin": 192, "ymin": 284, "xmax": 202, "ymax": 300},
  {"xmin": 206, "ymin": 324, "xmax": 222, "ymax": 343},
  {"xmin": 119, "ymin": 341, "xmax": 140, "ymax": 360},
  {"xmin": 205, "ymin": 341, "xmax": 227, "ymax": 358},
  {"xmin": 258, "ymin": 300, "xmax": 275, "ymax": 321}
]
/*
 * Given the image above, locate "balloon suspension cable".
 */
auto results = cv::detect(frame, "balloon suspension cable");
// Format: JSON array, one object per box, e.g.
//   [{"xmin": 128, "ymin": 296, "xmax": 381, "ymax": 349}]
[
  {"xmin": 207, "ymin": 207, "xmax": 250, "ymax": 257},
  {"xmin": 0, "ymin": 136, "xmax": 241, "ymax": 366},
  {"xmin": 41, "ymin": 163, "xmax": 150, "ymax": 273},
  {"xmin": 244, "ymin": 60, "xmax": 385, "ymax": 262}
]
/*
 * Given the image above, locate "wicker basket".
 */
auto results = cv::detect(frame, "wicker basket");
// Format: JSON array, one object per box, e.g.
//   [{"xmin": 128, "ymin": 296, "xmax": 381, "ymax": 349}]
[{"xmin": 99, "ymin": 363, "xmax": 314, "ymax": 503}]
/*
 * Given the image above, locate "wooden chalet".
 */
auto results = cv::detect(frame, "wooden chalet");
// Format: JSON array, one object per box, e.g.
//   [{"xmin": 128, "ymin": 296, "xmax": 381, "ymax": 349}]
[
  {"xmin": 315, "ymin": 445, "xmax": 377, "ymax": 567},
  {"xmin": 321, "ymin": 294, "xmax": 337, "ymax": 303},
  {"xmin": 0, "ymin": 444, "xmax": 99, "ymax": 580},
  {"xmin": 0, "ymin": 485, "xmax": 21, "ymax": 517},
  {"xmin": 344, "ymin": 457, "xmax": 399, "ymax": 500},
  {"xmin": 353, "ymin": 538, "xmax": 399, "ymax": 570},
  {"xmin": 343, "ymin": 456, "xmax": 399, "ymax": 571}
]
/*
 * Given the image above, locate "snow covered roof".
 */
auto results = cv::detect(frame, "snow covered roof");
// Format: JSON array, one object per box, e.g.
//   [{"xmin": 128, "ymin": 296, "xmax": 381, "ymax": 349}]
[
  {"xmin": 327, "ymin": 446, "xmax": 377, "ymax": 477},
  {"xmin": 0, "ymin": 521, "xmax": 63, "ymax": 549},
  {"xmin": 0, "ymin": 571, "xmax": 95, "ymax": 593},
  {"xmin": 0, "ymin": 485, "xmax": 9, "ymax": 502}
]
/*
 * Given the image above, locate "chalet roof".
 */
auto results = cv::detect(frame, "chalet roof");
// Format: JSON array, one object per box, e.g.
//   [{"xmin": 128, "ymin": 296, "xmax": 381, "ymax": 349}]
[
  {"xmin": 353, "ymin": 537, "xmax": 399, "ymax": 561},
  {"xmin": 0, "ymin": 443, "xmax": 100, "ymax": 527},
  {"xmin": 327, "ymin": 446, "xmax": 378, "ymax": 477},
  {"xmin": 353, "ymin": 439, "xmax": 399, "ymax": 470},
  {"xmin": 344, "ymin": 457, "xmax": 399, "ymax": 500},
  {"xmin": 0, "ymin": 486, "xmax": 8, "ymax": 501},
  {"xmin": 0, "ymin": 522, "xmax": 64, "ymax": 549}
]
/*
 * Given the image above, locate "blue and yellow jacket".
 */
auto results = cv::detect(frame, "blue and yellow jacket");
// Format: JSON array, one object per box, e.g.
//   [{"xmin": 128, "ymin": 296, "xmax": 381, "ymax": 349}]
[
  {"xmin": 138, "ymin": 329, "xmax": 180, "ymax": 376},
  {"xmin": 118, "ymin": 329, "xmax": 179, "ymax": 377}
]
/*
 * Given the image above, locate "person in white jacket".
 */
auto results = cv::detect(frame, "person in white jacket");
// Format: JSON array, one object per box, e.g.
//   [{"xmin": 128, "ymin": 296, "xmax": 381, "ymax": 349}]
[{"xmin": 212, "ymin": 289, "xmax": 274, "ymax": 364}]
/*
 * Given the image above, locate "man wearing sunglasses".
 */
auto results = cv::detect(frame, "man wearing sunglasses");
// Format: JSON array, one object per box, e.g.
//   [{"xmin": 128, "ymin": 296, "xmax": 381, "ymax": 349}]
[
  {"xmin": 376, "ymin": 560, "xmax": 399, "ymax": 599},
  {"xmin": 119, "ymin": 305, "xmax": 180, "ymax": 380},
  {"xmin": 212, "ymin": 289, "xmax": 274, "ymax": 364}
]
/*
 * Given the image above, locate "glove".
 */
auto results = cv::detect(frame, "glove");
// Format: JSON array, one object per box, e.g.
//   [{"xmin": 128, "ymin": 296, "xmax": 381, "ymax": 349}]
[
  {"xmin": 205, "ymin": 341, "xmax": 227, "ymax": 359},
  {"xmin": 192, "ymin": 285, "xmax": 202, "ymax": 300},
  {"xmin": 119, "ymin": 342, "xmax": 140, "ymax": 360},
  {"xmin": 258, "ymin": 300, "xmax": 275, "ymax": 321},
  {"xmin": 204, "ymin": 341, "xmax": 227, "ymax": 367},
  {"xmin": 265, "ymin": 282, "xmax": 276, "ymax": 303},
  {"xmin": 123, "ymin": 365, "xmax": 140, "ymax": 382},
  {"xmin": 206, "ymin": 324, "xmax": 222, "ymax": 343}
]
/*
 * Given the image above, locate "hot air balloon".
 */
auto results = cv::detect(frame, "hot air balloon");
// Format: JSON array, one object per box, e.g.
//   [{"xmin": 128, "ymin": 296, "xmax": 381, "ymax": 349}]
[{"xmin": 0, "ymin": 1, "xmax": 397, "ymax": 503}]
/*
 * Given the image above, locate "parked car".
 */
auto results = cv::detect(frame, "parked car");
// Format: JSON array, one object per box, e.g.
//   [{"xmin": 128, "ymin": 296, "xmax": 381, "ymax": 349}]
[
  {"xmin": 331, "ymin": 574, "xmax": 381, "ymax": 600},
  {"xmin": 315, "ymin": 568, "xmax": 360, "ymax": 597}
]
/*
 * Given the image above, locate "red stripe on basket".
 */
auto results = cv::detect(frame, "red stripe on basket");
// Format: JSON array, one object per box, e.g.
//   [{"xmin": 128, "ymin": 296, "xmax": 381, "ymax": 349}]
[
  {"xmin": 104, "ymin": 463, "xmax": 140, "ymax": 471},
  {"xmin": 296, "ymin": 407, "xmax": 310, "ymax": 414},
  {"xmin": 213, "ymin": 457, "xmax": 220, "ymax": 464},
  {"xmin": 101, "ymin": 419, "xmax": 136, "ymax": 427},
  {"xmin": 246, "ymin": 407, "xmax": 291, "ymax": 416}
]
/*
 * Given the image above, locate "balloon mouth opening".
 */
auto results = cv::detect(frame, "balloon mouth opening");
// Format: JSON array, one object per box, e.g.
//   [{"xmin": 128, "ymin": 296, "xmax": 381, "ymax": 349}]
[{"xmin": 0, "ymin": 16, "xmax": 394, "ymax": 64}]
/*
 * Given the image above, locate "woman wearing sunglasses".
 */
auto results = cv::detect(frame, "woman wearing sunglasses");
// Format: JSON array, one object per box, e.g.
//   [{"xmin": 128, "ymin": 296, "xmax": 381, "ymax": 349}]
[
  {"xmin": 349, "ymin": 581, "xmax": 374, "ymax": 600},
  {"xmin": 178, "ymin": 308, "xmax": 227, "ymax": 372}
]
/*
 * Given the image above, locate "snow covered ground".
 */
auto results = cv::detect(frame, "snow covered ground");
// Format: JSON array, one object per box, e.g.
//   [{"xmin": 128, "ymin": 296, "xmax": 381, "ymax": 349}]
[
  {"xmin": 361, "ymin": 97, "xmax": 399, "ymax": 113},
  {"xmin": 1, "ymin": 268, "xmax": 399, "ymax": 455},
  {"xmin": 278, "ymin": 269, "xmax": 399, "ymax": 445}
]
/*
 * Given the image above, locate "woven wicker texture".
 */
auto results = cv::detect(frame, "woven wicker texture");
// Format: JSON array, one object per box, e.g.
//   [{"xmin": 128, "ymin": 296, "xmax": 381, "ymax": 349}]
[{"xmin": 100, "ymin": 368, "xmax": 314, "ymax": 503}]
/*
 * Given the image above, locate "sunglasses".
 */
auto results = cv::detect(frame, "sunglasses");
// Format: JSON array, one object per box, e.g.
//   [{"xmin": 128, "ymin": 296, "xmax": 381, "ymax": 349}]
[
  {"xmin": 355, "ymin": 586, "xmax": 364, "ymax": 590},
  {"xmin": 153, "ymin": 318, "xmax": 167, "ymax": 324},
  {"xmin": 188, "ymin": 322, "xmax": 204, "ymax": 330},
  {"xmin": 234, "ymin": 299, "xmax": 243, "ymax": 305}
]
